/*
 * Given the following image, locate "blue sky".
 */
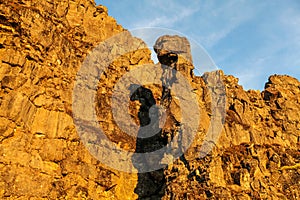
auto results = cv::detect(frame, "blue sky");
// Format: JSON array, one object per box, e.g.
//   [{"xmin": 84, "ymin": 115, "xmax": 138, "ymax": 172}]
[{"xmin": 97, "ymin": 0, "xmax": 300, "ymax": 90}]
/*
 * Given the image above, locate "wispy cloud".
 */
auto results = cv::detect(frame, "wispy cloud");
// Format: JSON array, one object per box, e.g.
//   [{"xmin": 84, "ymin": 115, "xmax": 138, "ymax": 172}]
[
  {"xmin": 196, "ymin": 1, "xmax": 300, "ymax": 90},
  {"xmin": 132, "ymin": 2, "xmax": 199, "ymax": 28},
  {"xmin": 98, "ymin": 0, "xmax": 300, "ymax": 90},
  {"xmin": 196, "ymin": 1, "xmax": 267, "ymax": 48}
]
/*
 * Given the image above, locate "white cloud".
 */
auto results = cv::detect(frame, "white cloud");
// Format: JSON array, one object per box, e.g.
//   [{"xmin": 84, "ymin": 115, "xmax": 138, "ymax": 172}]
[
  {"xmin": 99, "ymin": 0, "xmax": 300, "ymax": 89},
  {"xmin": 196, "ymin": 1, "xmax": 267, "ymax": 48},
  {"xmin": 131, "ymin": 1, "xmax": 262, "ymax": 48},
  {"xmin": 132, "ymin": 4, "xmax": 199, "ymax": 28}
]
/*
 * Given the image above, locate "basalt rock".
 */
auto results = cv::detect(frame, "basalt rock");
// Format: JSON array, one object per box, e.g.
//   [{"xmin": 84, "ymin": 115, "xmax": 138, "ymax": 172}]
[{"xmin": 0, "ymin": 0, "xmax": 299, "ymax": 199}]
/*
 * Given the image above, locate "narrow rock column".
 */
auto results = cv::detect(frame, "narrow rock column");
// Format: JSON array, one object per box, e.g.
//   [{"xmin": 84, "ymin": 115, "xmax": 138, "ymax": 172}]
[{"xmin": 153, "ymin": 35, "xmax": 194, "ymax": 145}]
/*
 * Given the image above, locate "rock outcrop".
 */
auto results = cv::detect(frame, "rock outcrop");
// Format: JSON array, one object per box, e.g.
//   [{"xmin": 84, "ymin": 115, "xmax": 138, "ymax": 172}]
[
  {"xmin": 162, "ymin": 73, "xmax": 300, "ymax": 199},
  {"xmin": 0, "ymin": 0, "xmax": 147, "ymax": 199},
  {"xmin": 0, "ymin": 0, "xmax": 299, "ymax": 199}
]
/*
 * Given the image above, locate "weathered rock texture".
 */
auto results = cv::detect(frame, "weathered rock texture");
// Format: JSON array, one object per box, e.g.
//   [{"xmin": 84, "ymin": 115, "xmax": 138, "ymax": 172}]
[
  {"xmin": 0, "ymin": 0, "xmax": 299, "ymax": 199},
  {"xmin": 0, "ymin": 0, "xmax": 147, "ymax": 199},
  {"xmin": 162, "ymin": 73, "xmax": 300, "ymax": 199}
]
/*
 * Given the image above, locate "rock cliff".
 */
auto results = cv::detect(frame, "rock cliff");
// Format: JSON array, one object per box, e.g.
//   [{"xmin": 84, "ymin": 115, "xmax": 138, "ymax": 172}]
[{"xmin": 0, "ymin": 0, "xmax": 299, "ymax": 199}]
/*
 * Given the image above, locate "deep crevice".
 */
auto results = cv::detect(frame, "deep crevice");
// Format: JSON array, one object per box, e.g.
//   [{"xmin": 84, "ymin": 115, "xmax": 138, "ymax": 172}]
[{"xmin": 130, "ymin": 85, "xmax": 167, "ymax": 199}]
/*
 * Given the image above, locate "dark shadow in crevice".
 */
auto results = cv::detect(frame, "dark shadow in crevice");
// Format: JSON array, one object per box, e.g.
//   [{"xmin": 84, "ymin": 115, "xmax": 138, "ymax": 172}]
[{"xmin": 129, "ymin": 85, "xmax": 167, "ymax": 199}]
